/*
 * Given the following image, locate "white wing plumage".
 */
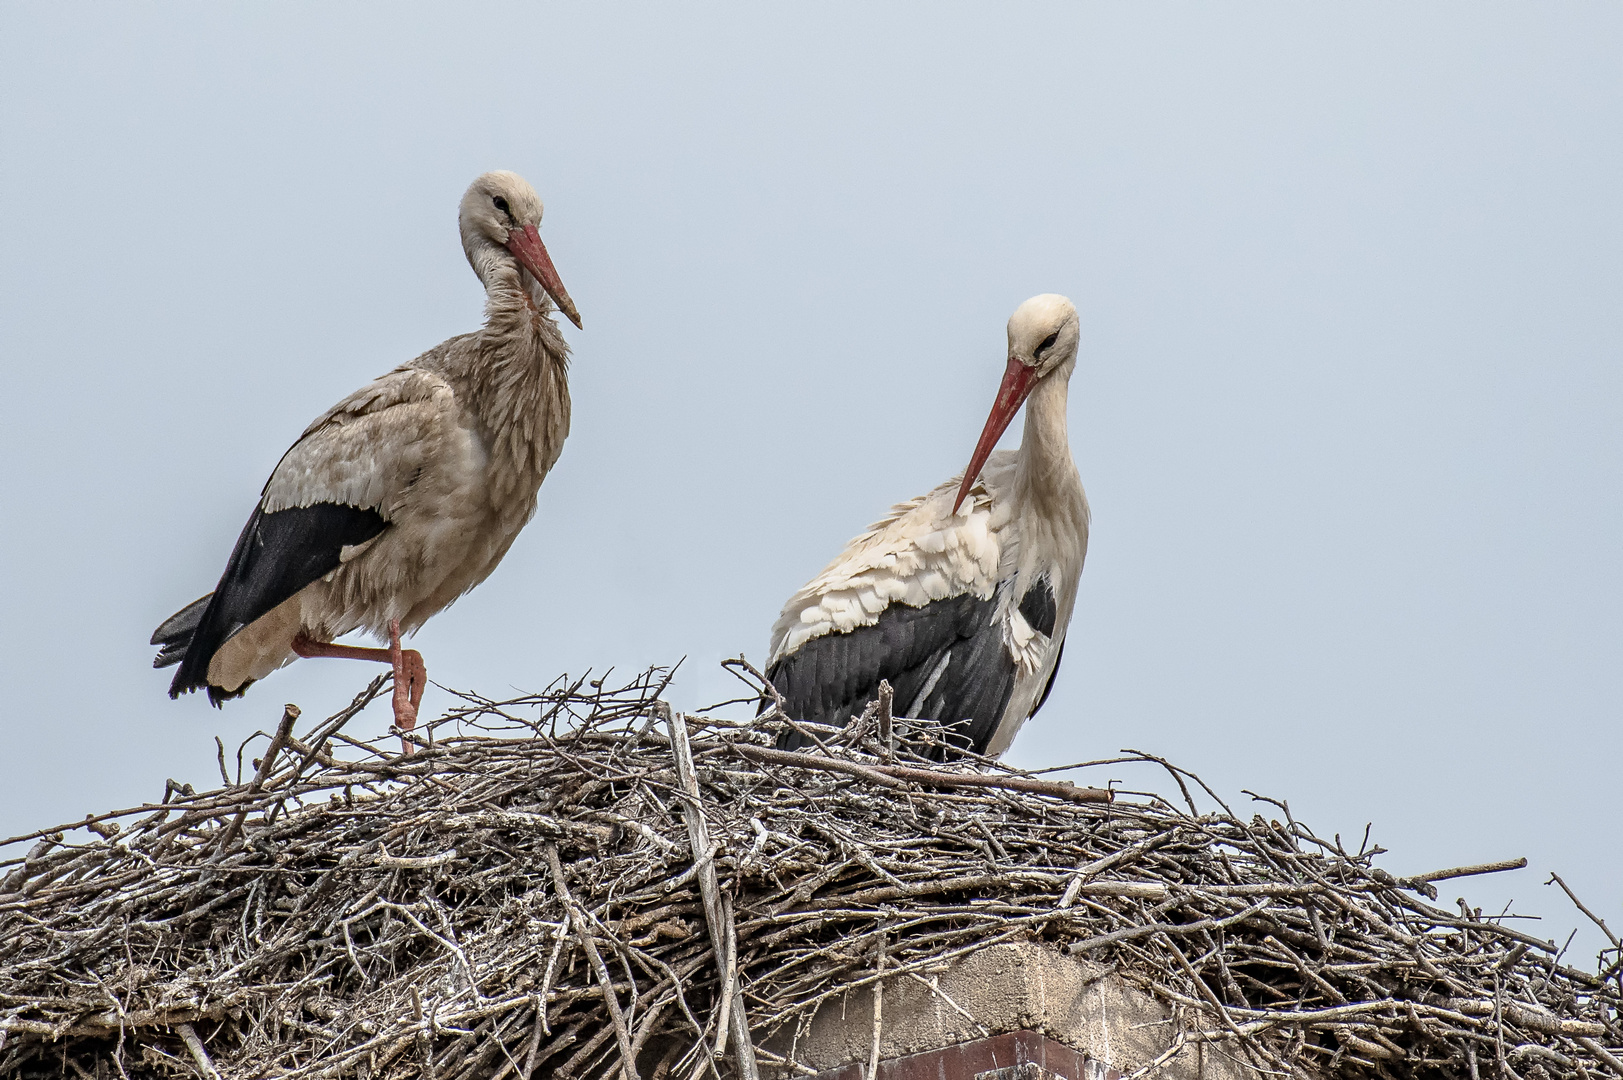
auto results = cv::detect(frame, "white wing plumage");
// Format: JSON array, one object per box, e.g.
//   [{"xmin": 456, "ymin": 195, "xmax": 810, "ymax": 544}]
[{"xmin": 768, "ymin": 455, "xmax": 1018, "ymax": 664}]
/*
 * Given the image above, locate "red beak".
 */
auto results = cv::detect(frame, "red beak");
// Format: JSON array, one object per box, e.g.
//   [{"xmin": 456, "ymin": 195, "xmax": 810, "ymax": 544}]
[
  {"xmin": 506, "ymin": 223, "xmax": 582, "ymax": 329},
  {"xmin": 952, "ymin": 357, "xmax": 1037, "ymax": 514}
]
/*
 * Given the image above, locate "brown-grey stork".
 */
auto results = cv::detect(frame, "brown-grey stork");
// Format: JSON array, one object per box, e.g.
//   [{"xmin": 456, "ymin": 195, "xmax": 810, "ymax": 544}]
[
  {"xmin": 151, "ymin": 171, "xmax": 580, "ymax": 747},
  {"xmin": 768, "ymin": 294, "xmax": 1088, "ymax": 758}
]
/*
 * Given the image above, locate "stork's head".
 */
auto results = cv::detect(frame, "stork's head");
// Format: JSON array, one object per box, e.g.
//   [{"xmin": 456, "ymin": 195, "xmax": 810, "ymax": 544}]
[
  {"xmin": 1008, "ymin": 293, "xmax": 1080, "ymax": 378},
  {"xmin": 953, "ymin": 294, "xmax": 1080, "ymax": 513},
  {"xmin": 459, "ymin": 170, "xmax": 582, "ymax": 329}
]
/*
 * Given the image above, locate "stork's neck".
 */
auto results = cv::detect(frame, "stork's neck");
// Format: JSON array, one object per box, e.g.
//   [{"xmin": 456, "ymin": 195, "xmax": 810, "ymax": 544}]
[
  {"xmin": 478, "ymin": 259, "xmax": 569, "ymax": 356},
  {"xmin": 462, "ymin": 257, "xmax": 573, "ymax": 507},
  {"xmin": 1013, "ymin": 367, "xmax": 1082, "ymax": 515}
]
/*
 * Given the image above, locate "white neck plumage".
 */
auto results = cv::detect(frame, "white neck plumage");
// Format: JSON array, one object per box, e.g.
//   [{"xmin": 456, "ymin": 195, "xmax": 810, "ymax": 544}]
[{"xmin": 1013, "ymin": 361, "xmax": 1082, "ymax": 516}]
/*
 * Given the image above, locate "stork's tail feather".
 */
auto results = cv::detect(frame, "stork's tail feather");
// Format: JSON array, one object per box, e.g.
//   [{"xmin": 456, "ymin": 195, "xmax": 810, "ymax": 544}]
[
  {"xmin": 153, "ymin": 593, "xmax": 248, "ymax": 706},
  {"xmin": 151, "ymin": 594, "xmax": 213, "ymax": 669},
  {"xmin": 164, "ymin": 677, "xmax": 249, "ymax": 706},
  {"xmin": 207, "ymin": 681, "xmax": 252, "ymax": 707},
  {"xmin": 153, "ymin": 642, "xmax": 188, "ymax": 669}
]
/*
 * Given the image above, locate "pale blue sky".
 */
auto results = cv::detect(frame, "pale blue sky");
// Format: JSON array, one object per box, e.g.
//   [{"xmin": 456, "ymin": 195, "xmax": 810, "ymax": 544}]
[{"xmin": 2, "ymin": 4, "xmax": 1618, "ymax": 961}]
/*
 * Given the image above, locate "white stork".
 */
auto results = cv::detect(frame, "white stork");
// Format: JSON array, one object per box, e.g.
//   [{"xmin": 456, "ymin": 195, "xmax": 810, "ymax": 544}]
[
  {"xmin": 768, "ymin": 294, "xmax": 1088, "ymax": 758},
  {"xmin": 152, "ymin": 171, "xmax": 580, "ymax": 745}
]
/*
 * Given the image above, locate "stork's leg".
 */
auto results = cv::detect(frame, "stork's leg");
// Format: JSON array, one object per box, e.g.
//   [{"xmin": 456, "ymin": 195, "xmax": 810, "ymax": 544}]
[
  {"xmin": 383, "ymin": 619, "xmax": 426, "ymax": 733},
  {"xmin": 291, "ymin": 624, "xmax": 426, "ymax": 754}
]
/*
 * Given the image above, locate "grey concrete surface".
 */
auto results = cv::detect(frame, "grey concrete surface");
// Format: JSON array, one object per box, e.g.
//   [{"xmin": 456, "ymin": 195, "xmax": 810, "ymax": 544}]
[{"xmin": 763, "ymin": 941, "xmax": 1263, "ymax": 1080}]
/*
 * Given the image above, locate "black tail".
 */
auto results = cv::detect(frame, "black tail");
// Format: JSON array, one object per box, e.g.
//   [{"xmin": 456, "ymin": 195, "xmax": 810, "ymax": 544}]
[
  {"xmin": 168, "ymin": 503, "xmax": 387, "ymax": 702},
  {"xmin": 151, "ymin": 594, "xmax": 212, "ymax": 669},
  {"xmin": 152, "ymin": 593, "xmax": 254, "ymax": 705}
]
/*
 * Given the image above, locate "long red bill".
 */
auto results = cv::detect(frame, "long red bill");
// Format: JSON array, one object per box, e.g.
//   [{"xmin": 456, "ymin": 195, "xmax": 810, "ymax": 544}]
[
  {"xmin": 952, "ymin": 357, "xmax": 1037, "ymax": 514},
  {"xmin": 506, "ymin": 223, "xmax": 583, "ymax": 329}
]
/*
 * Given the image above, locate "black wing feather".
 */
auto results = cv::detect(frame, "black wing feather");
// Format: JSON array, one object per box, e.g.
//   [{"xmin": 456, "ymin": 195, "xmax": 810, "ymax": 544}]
[
  {"xmin": 770, "ymin": 578, "xmax": 1065, "ymax": 756},
  {"xmin": 1019, "ymin": 579, "xmax": 1063, "ymax": 720},
  {"xmin": 1018, "ymin": 579, "xmax": 1058, "ymax": 636},
  {"xmin": 165, "ymin": 503, "xmax": 386, "ymax": 703},
  {"xmin": 769, "ymin": 592, "xmax": 1020, "ymax": 756}
]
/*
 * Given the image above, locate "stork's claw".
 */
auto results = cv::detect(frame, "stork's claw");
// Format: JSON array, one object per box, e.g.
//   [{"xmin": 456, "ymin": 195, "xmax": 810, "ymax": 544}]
[
  {"xmin": 291, "ymin": 624, "xmax": 426, "ymax": 756},
  {"xmin": 386, "ymin": 619, "xmax": 425, "ymax": 755}
]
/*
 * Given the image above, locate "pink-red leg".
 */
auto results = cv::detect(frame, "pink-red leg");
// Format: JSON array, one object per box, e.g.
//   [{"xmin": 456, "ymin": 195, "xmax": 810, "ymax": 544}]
[
  {"xmin": 292, "ymin": 620, "xmax": 425, "ymax": 753},
  {"xmin": 384, "ymin": 620, "xmax": 427, "ymax": 725}
]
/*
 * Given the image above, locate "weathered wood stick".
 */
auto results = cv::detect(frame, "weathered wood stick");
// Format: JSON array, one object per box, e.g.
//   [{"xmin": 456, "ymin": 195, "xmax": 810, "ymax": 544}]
[
  {"xmin": 876, "ymin": 681, "xmax": 895, "ymax": 764},
  {"xmin": 545, "ymin": 842, "xmax": 641, "ymax": 1080},
  {"xmin": 730, "ymin": 744, "xmax": 904, "ymax": 788},
  {"xmin": 178, "ymin": 1022, "xmax": 223, "ymax": 1080},
  {"xmin": 866, "ymin": 927, "xmax": 885, "ymax": 1080},
  {"xmin": 668, "ymin": 706, "xmax": 761, "ymax": 1080},
  {"xmin": 1450, "ymin": 999, "xmax": 1607, "ymax": 1037},
  {"xmin": 215, "ymin": 704, "xmax": 300, "ymax": 854},
  {"xmin": 377, "ymin": 848, "xmax": 458, "ymax": 870},
  {"xmin": 1413, "ymin": 858, "xmax": 1528, "ymax": 884},
  {"xmin": 729, "ymin": 743, "xmax": 1112, "ymax": 803}
]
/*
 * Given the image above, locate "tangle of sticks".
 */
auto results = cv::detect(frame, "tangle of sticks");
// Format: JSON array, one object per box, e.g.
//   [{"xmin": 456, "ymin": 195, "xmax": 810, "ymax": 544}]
[{"xmin": 0, "ymin": 663, "xmax": 1617, "ymax": 1080}]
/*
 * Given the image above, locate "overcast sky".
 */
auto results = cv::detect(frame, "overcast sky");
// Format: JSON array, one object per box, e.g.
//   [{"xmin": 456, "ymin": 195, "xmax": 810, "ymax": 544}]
[{"xmin": 1, "ymin": 4, "xmax": 1618, "ymax": 962}]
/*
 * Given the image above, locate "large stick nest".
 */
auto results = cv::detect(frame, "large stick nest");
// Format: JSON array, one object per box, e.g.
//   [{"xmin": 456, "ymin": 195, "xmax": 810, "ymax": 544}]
[{"xmin": 1, "ymin": 664, "xmax": 1618, "ymax": 1080}]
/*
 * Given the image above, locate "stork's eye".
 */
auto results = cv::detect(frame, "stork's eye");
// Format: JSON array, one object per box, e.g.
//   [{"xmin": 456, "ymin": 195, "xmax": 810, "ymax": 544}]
[
  {"xmin": 492, "ymin": 196, "xmax": 511, "ymax": 215},
  {"xmin": 1037, "ymin": 331, "xmax": 1059, "ymax": 355}
]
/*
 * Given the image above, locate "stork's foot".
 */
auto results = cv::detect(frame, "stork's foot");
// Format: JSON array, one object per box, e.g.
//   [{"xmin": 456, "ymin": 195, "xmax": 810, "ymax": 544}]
[
  {"xmin": 291, "ymin": 624, "xmax": 427, "ymax": 756},
  {"xmin": 386, "ymin": 619, "xmax": 426, "ymax": 753}
]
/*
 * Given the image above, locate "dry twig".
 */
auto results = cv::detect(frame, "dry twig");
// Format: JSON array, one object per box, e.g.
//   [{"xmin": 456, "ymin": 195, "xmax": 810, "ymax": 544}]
[{"xmin": 0, "ymin": 663, "xmax": 1615, "ymax": 1080}]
